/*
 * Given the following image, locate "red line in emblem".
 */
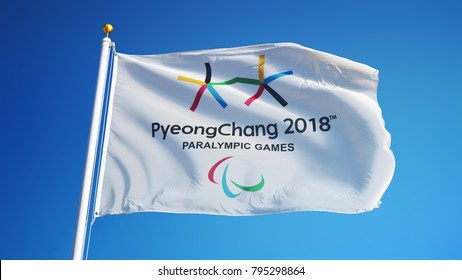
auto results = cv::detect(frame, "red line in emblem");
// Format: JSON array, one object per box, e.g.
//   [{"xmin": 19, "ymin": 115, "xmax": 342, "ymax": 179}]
[
  {"xmin": 208, "ymin": 156, "xmax": 233, "ymax": 184},
  {"xmin": 244, "ymin": 84, "xmax": 265, "ymax": 106},
  {"xmin": 190, "ymin": 84, "xmax": 207, "ymax": 111}
]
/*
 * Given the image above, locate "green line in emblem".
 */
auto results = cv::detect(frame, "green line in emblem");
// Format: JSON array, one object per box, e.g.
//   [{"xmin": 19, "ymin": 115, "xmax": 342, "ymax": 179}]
[
  {"xmin": 210, "ymin": 77, "xmax": 261, "ymax": 86},
  {"xmin": 231, "ymin": 175, "xmax": 265, "ymax": 192}
]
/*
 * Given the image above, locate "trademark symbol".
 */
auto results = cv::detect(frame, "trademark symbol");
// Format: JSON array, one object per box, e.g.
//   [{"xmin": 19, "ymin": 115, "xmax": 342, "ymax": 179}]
[{"xmin": 329, "ymin": 115, "xmax": 337, "ymax": 120}]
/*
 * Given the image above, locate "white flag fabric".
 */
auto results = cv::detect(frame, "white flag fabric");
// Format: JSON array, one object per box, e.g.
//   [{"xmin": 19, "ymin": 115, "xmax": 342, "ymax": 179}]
[{"xmin": 94, "ymin": 43, "xmax": 395, "ymax": 217}]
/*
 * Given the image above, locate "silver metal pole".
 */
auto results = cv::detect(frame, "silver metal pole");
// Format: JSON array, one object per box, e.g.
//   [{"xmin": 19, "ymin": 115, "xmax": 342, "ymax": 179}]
[{"xmin": 72, "ymin": 33, "xmax": 112, "ymax": 260}]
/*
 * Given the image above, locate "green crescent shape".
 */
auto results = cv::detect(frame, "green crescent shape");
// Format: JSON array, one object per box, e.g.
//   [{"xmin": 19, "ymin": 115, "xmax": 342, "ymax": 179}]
[{"xmin": 230, "ymin": 175, "xmax": 265, "ymax": 192}]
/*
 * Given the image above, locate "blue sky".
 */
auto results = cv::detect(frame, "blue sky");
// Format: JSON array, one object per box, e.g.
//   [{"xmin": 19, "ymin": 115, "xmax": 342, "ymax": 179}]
[{"xmin": 0, "ymin": 0, "xmax": 461, "ymax": 260}]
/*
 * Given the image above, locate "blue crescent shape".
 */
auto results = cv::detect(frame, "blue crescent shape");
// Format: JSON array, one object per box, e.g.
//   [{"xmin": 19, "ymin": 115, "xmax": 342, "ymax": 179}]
[{"xmin": 221, "ymin": 164, "xmax": 240, "ymax": 198}]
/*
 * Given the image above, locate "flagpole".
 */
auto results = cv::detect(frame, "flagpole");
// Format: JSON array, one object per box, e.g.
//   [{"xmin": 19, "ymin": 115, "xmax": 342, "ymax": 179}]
[{"xmin": 72, "ymin": 24, "xmax": 114, "ymax": 260}]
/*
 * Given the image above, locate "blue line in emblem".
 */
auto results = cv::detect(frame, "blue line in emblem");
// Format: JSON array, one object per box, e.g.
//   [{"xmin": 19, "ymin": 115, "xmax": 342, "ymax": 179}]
[{"xmin": 221, "ymin": 164, "xmax": 240, "ymax": 198}]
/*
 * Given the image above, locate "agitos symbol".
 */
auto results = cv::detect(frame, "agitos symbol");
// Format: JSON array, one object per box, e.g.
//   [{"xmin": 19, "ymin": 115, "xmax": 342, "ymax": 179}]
[
  {"xmin": 178, "ymin": 55, "xmax": 293, "ymax": 111},
  {"xmin": 208, "ymin": 156, "xmax": 265, "ymax": 198}
]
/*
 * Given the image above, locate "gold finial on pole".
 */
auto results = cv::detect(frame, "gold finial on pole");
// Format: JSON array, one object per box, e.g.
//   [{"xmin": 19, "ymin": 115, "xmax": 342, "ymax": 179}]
[{"xmin": 103, "ymin": 24, "xmax": 114, "ymax": 37}]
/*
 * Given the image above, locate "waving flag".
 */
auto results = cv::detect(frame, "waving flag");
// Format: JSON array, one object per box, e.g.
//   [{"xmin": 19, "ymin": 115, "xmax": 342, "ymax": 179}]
[{"xmin": 94, "ymin": 43, "xmax": 395, "ymax": 217}]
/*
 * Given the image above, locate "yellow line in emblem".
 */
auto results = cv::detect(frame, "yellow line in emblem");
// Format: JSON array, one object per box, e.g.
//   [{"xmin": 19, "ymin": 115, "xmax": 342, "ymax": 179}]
[
  {"xmin": 178, "ymin": 76, "xmax": 205, "ymax": 85},
  {"xmin": 258, "ymin": 55, "xmax": 265, "ymax": 82}
]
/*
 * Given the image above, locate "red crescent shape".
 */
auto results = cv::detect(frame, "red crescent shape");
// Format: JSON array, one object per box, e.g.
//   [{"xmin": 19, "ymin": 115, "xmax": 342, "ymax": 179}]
[{"xmin": 208, "ymin": 156, "xmax": 233, "ymax": 184}]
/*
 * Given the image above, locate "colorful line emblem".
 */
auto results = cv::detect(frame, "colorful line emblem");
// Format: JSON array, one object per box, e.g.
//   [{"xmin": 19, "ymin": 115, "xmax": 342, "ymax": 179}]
[{"xmin": 178, "ymin": 55, "xmax": 293, "ymax": 111}]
